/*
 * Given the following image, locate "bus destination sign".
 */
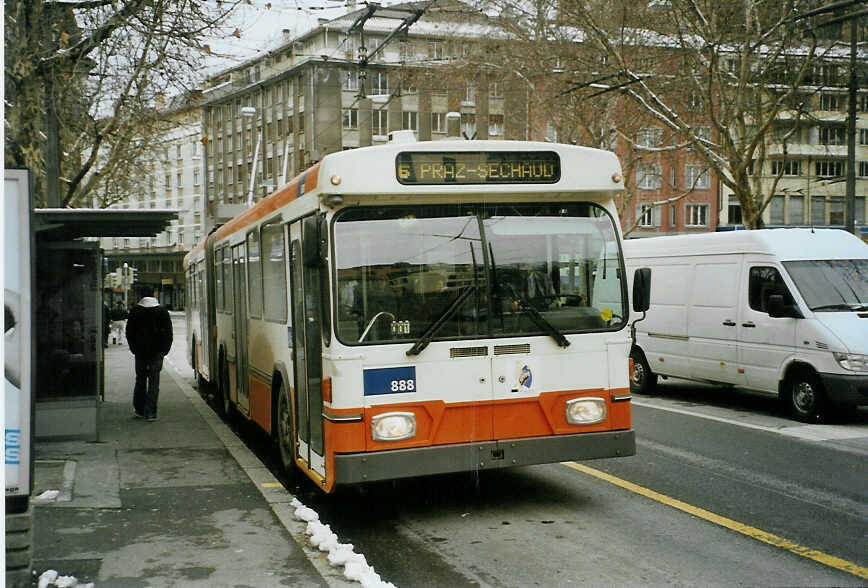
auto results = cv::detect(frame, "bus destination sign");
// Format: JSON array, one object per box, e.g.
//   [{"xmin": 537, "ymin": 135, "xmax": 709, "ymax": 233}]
[{"xmin": 396, "ymin": 151, "xmax": 560, "ymax": 185}]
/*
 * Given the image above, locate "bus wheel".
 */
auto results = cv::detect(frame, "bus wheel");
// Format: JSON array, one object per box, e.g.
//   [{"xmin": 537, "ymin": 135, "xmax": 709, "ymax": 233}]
[
  {"xmin": 785, "ymin": 369, "xmax": 826, "ymax": 423},
  {"xmin": 219, "ymin": 360, "xmax": 233, "ymax": 421},
  {"xmin": 276, "ymin": 383, "xmax": 294, "ymax": 471},
  {"xmin": 630, "ymin": 348, "xmax": 657, "ymax": 395}
]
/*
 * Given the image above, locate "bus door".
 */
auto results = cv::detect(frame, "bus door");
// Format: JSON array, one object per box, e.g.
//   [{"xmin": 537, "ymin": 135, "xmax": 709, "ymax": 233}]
[
  {"xmin": 288, "ymin": 219, "xmax": 325, "ymax": 478},
  {"xmin": 196, "ymin": 265, "xmax": 210, "ymax": 380},
  {"xmin": 231, "ymin": 244, "xmax": 250, "ymax": 414}
]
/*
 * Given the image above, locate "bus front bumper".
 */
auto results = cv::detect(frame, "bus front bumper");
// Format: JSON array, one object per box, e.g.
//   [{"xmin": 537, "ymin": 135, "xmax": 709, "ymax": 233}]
[{"xmin": 333, "ymin": 429, "xmax": 635, "ymax": 485}]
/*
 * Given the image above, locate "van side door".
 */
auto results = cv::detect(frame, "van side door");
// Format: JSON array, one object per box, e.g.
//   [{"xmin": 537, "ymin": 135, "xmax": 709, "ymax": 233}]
[
  {"xmin": 687, "ymin": 259, "xmax": 744, "ymax": 385},
  {"xmin": 737, "ymin": 263, "xmax": 798, "ymax": 393}
]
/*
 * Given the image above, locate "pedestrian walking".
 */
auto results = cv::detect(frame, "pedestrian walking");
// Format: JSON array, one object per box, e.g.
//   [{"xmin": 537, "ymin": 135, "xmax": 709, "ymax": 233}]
[
  {"xmin": 110, "ymin": 301, "xmax": 128, "ymax": 345},
  {"xmin": 125, "ymin": 296, "xmax": 173, "ymax": 421}
]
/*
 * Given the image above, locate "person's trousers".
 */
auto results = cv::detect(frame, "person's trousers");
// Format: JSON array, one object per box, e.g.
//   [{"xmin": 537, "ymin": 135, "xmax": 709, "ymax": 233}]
[{"xmin": 133, "ymin": 356, "xmax": 163, "ymax": 418}]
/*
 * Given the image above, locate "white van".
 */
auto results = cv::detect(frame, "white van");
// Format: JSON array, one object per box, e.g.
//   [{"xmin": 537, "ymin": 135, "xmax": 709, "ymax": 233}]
[{"xmin": 624, "ymin": 229, "xmax": 868, "ymax": 422}]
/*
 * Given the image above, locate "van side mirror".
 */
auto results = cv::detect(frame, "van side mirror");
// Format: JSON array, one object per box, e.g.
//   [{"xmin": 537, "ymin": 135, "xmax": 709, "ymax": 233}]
[
  {"xmin": 632, "ymin": 267, "xmax": 651, "ymax": 313},
  {"xmin": 767, "ymin": 294, "xmax": 803, "ymax": 319},
  {"xmin": 302, "ymin": 215, "xmax": 325, "ymax": 267}
]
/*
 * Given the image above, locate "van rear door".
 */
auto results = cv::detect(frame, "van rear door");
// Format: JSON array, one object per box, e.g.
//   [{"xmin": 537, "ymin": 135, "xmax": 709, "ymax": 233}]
[{"xmin": 737, "ymin": 263, "xmax": 798, "ymax": 393}]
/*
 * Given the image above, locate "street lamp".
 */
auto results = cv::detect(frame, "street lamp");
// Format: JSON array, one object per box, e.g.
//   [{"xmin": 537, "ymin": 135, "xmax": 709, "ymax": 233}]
[{"xmin": 241, "ymin": 106, "xmax": 263, "ymax": 207}]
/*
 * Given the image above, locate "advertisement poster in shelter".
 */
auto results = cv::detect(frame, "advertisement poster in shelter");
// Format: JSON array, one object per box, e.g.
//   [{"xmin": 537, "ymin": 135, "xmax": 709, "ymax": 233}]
[{"xmin": 4, "ymin": 169, "xmax": 33, "ymax": 499}]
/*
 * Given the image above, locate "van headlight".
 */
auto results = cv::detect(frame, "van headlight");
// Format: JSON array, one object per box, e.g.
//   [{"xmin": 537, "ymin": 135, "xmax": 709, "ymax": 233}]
[
  {"xmin": 833, "ymin": 352, "xmax": 868, "ymax": 373},
  {"xmin": 371, "ymin": 412, "xmax": 417, "ymax": 441},
  {"xmin": 566, "ymin": 397, "xmax": 606, "ymax": 425}
]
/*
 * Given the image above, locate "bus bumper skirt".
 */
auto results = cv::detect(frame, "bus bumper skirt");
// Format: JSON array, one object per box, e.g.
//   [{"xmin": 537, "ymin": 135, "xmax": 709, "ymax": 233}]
[{"xmin": 334, "ymin": 429, "xmax": 635, "ymax": 485}]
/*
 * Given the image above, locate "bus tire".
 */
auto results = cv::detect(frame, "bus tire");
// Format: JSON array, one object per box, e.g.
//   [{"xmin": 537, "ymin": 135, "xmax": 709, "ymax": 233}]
[
  {"xmin": 219, "ymin": 358, "xmax": 234, "ymax": 421},
  {"xmin": 784, "ymin": 367, "xmax": 826, "ymax": 423},
  {"xmin": 276, "ymin": 382, "xmax": 295, "ymax": 472},
  {"xmin": 630, "ymin": 347, "xmax": 657, "ymax": 395}
]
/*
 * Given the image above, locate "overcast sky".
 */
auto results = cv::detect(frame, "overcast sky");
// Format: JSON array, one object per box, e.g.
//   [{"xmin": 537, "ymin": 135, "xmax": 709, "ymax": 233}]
[{"xmin": 204, "ymin": 0, "xmax": 363, "ymax": 73}]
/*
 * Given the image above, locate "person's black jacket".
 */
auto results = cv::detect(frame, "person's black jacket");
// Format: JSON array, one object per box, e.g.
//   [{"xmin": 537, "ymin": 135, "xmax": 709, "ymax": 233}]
[{"xmin": 125, "ymin": 298, "xmax": 173, "ymax": 360}]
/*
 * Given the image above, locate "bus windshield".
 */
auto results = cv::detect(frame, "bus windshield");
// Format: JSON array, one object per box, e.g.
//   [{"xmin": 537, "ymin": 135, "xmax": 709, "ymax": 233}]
[{"xmin": 333, "ymin": 203, "xmax": 626, "ymax": 345}]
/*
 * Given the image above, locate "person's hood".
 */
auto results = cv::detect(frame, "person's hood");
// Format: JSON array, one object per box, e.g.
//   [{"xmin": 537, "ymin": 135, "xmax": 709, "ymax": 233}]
[{"xmin": 138, "ymin": 297, "xmax": 159, "ymax": 308}]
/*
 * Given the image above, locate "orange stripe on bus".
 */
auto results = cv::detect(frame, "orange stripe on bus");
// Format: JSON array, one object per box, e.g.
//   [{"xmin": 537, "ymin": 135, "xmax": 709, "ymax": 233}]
[
  {"xmin": 213, "ymin": 162, "xmax": 322, "ymax": 243},
  {"xmin": 323, "ymin": 388, "xmax": 631, "ymax": 455}
]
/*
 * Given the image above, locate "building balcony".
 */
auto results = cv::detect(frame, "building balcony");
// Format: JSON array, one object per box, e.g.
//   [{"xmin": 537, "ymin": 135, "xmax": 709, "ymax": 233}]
[{"xmin": 767, "ymin": 143, "xmax": 847, "ymax": 158}]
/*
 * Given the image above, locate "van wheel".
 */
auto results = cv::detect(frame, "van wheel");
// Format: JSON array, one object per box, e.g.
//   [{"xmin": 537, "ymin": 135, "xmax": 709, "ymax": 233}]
[
  {"xmin": 276, "ymin": 383, "xmax": 295, "ymax": 472},
  {"xmin": 630, "ymin": 348, "xmax": 657, "ymax": 394},
  {"xmin": 785, "ymin": 369, "xmax": 826, "ymax": 423}
]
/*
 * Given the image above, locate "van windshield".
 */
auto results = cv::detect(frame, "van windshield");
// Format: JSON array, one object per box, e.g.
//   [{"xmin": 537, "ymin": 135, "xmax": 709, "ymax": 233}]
[
  {"xmin": 332, "ymin": 203, "xmax": 627, "ymax": 345},
  {"xmin": 783, "ymin": 259, "xmax": 868, "ymax": 311}
]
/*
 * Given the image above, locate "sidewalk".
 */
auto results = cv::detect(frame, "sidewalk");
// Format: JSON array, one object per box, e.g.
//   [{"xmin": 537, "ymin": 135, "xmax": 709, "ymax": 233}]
[{"xmin": 30, "ymin": 332, "xmax": 350, "ymax": 587}]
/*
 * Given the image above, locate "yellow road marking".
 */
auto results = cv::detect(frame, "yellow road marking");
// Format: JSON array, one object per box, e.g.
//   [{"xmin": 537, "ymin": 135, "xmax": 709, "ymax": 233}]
[
  {"xmin": 261, "ymin": 482, "xmax": 284, "ymax": 489},
  {"xmin": 563, "ymin": 461, "xmax": 868, "ymax": 580}
]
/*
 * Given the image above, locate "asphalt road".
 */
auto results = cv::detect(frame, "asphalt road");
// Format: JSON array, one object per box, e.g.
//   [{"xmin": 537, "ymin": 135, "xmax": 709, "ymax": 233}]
[
  {"xmin": 175, "ymin": 308, "xmax": 867, "ymax": 587},
  {"xmin": 289, "ymin": 382, "xmax": 868, "ymax": 587}
]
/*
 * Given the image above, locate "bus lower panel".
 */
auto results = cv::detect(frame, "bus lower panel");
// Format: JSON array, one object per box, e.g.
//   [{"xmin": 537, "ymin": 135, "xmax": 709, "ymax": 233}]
[{"xmin": 334, "ymin": 429, "xmax": 635, "ymax": 485}]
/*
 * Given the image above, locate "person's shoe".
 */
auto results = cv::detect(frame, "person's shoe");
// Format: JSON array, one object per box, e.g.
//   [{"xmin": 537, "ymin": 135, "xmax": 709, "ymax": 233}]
[
  {"xmin": 146, "ymin": 415, "xmax": 158, "ymax": 422},
  {"xmin": 133, "ymin": 411, "xmax": 145, "ymax": 419}
]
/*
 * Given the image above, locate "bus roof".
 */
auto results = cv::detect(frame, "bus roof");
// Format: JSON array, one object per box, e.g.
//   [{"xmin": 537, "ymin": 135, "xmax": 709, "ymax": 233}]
[{"xmin": 184, "ymin": 139, "xmax": 624, "ymax": 266}]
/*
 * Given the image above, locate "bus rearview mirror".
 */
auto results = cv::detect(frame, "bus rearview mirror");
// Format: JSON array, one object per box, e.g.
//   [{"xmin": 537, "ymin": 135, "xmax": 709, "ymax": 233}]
[{"xmin": 632, "ymin": 267, "xmax": 651, "ymax": 313}]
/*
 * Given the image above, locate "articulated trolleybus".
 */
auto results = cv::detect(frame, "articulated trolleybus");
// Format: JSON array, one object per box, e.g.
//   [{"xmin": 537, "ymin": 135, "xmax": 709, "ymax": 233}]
[{"xmin": 185, "ymin": 136, "xmax": 649, "ymax": 493}]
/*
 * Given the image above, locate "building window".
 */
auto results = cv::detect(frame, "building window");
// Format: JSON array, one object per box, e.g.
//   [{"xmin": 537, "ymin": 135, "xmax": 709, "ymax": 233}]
[
  {"xmin": 770, "ymin": 195, "xmax": 785, "ymax": 225},
  {"xmin": 811, "ymin": 196, "xmax": 825, "ymax": 225},
  {"xmin": 432, "ymin": 112, "xmax": 445, "ymax": 133},
  {"xmin": 636, "ymin": 204, "xmax": 659, "ymax": 227},
  {"xmin": 176, "ymin": 172, "xmax": 182, "ymax": 190},
  {"xmin": 789, "ymin": 195, "xmax": 804, "ymax": 225},
  {"xmin": 771, "ymin": 160, "xmax": 801, "ymax": 176},
  {"xmin": 688, "ymin": 92, "xmax": 703, "ymax": 111},
  {"xmin": 342, "ymin": 70, "xmax": 358, "ymax": 91},
  {"xmin": 428, "ymin": 41, "xmax": 443, "ymax": 60},
  {"xmin": 669, "ymin": 204, "xmax": 677, "ymax": 227},
  {"xmin": 192, "ymin": 140, "xmax": 200, "ymax": 158},
  {"xmin": 859, "ymin": 129, "xmax": 868, "ymax": 146},
  {"xmin": 373, "ymin": 109, "xmax": 388, "ymax": 136},
  {"xmin": 402, "ymin": 111, "xmax": 417, "ymax": 131},
  {"xmin": 461, "ymin": 113, "xmax": 476, "ymax": 139},
  {"xmin": 859, "ymin": 93, "xmax": 868, "ymax": 112},
  {"xmin": 819, "ymin": 126, "xmax": 846, "ymax": 145},
  {"xmin": 815, "ymin": 160, "xmax": 844, "ymax": 178},
  {"xmin": 164, "ymin": 174, "xmax": 171, "ymax": 189},
  {"xmin": 371, "ymin": 71, "xmax": 388, "ymax": 95},
  {"xmin": 176, "ymin": 144, "xmax": 182, "ymax": 159},
  {"xmin": 489, "ymin": 114, "xmax": 504, "ymax": 137},
  {"xmin": 489, "ymin": 82, "xmax": 503, "ymax": 98},
  {"xmin": 636, "ymin": 127, "xmax": 662, "ymax": 148},
  {"xmin": 830, "ymin": 197, "xmax": 844, "ymax": 225},
  {"xmin": 342, "ymin": 108, "xmax": 358, "ymax": 129},
  {"xmin": 859, "ymin": 161, "xmax": 868, "ymax": 177},
  {"xmin": 819, "ymin": 93, "xmax": 843, "ymax": 111},
  {"xmin": 684, "ymin": 164, "xmax": 709, "ymax": 189},
  {"xmin": 637, "ymin": 163, "xmax": 662, "ymax": 189},
  {"xmin": 464, "ymin": 83, "xmax": 475, "ymax": 103},
  {"xmin": 685, "ymin": 204, "xmax": 709, "ymax": 227},
  {"xmin": 728, "ymin": 197, "xmax": 742, "ymax": 225}
]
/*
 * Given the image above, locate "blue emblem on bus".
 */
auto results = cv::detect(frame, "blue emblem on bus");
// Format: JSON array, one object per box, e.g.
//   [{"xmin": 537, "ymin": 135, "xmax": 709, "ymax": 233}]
[{"xmin": 363, "ymin": 367, "xmax": 417, "ymax": 396}]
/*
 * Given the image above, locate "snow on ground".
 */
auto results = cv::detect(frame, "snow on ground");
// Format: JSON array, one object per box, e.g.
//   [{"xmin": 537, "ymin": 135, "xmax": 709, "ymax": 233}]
[
  {"xmin": 37, "ymin": 570, "xmax": 94, "ymax": 588},
  {"xmin": 292, "ymin": 497, "xmax": 397, "ymax": 588}
]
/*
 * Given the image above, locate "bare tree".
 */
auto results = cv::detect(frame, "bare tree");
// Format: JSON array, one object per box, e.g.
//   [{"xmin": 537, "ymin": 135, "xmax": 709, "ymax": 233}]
[
  {"xmin": 473, "ymin": 0, "xmax": 848, "ymax": 228},
  {"xmin": 5, "ymin": 0, "xmax": 241, "ymax": 208}
]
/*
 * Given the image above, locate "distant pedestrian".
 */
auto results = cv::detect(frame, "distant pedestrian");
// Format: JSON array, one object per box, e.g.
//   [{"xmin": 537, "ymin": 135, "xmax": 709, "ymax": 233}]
[
  {"xmin": 110, "ymin": 301, "xmax": 128, "ymax": 344},
  {"xmin": 103, "ymin": 302, "xmax": 111, "ymax": 348},
  {"xmin": 125, "ymin": 296, "xmax": 173, "ymax": 421}
]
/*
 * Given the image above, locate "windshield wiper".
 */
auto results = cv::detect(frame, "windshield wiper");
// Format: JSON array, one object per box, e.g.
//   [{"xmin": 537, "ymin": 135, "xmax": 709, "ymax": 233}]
[
  {"xmin": 811, "ymin": 303, "xmax": 868, "ymax": 312},
  {"xmin": 503, "ymin": 283, "xmax": 570, "ymax": 348},
  {"xmin": 406, "ymin": 285, "xmax": 476, "ymax": 356}
]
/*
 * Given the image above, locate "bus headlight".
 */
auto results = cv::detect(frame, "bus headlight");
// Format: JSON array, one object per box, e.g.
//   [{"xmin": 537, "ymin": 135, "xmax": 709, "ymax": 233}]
[
  {"xmin": 566, "ymin": 397, "xmax": 606, "ymax": 425},
  {"xmin": 833, "ymin": 352, "xmax": 868, "ymax": 373},
  {"xmin": 371, "ymin": 412, "xmax": 417, "ymax": 441}
]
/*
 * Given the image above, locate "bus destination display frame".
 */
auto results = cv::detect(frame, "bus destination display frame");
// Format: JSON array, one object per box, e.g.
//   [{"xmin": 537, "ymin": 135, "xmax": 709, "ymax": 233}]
[{"xmin": 396, "ymin": 151, "xmax": 561, "ymax": 185}]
